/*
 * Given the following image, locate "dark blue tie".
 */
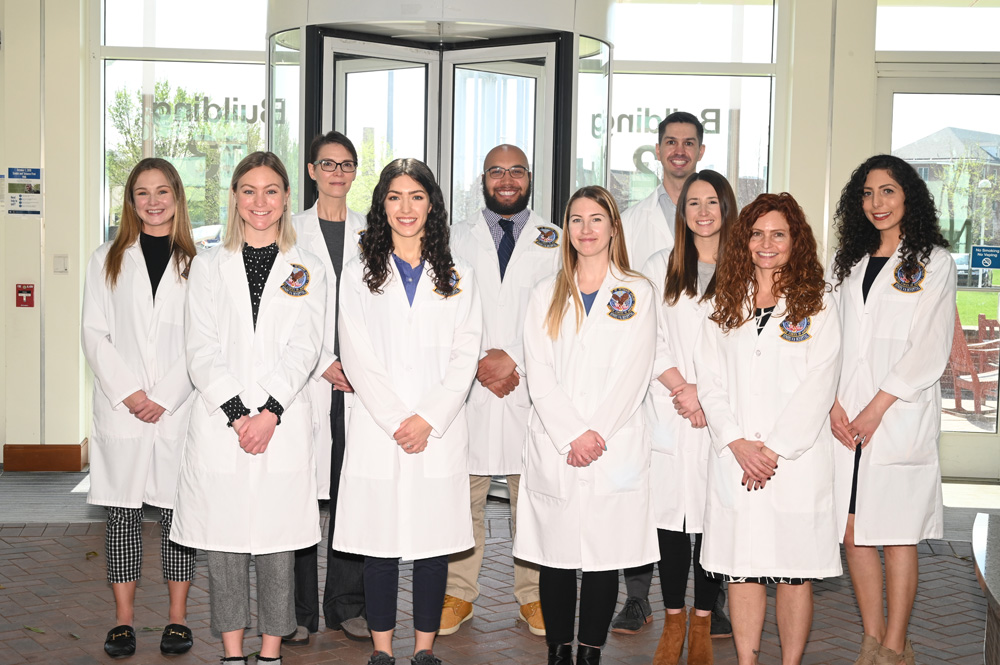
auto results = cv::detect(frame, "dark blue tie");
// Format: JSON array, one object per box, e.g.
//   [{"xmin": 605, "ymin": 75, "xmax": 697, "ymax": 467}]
[{"xmin": 498, "ymin": 218, "xmax": 516, "ymax": 281}]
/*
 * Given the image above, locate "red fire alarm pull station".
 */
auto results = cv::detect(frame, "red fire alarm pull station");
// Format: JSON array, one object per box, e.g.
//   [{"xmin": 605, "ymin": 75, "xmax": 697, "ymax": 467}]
[{"xmin": 16, "ymin": 284, "xmax": 34, "ymax": 307}]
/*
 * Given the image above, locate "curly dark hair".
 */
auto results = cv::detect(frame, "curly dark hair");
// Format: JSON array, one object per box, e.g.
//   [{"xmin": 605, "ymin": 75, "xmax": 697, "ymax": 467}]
[
  {"xmin": 360, "ymin": 158, "xmax": 455, "ymax": 295},
  {"xmin": 832, "ymin": 154, "xmax": 948, "ymax": 286},
  {"xmin": 710, "ymin": 192, "xmax": 826, "ymax": 332}
]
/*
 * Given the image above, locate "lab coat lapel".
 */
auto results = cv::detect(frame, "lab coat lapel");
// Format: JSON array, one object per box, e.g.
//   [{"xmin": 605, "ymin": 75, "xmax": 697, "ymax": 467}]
[
  {"xmin": 504, "ymin": 213, "xmax": 541, "ymax": 278},
  {"xmin": 258, "ymin": 248, "xmax": 296, "ymax": 325},
  {"xmin": 468, "ymin": 218, "xmax": 501, "ymax": 286},
  {"xmin": 221, "ymin": 249, "xmax": 255, "ymax": 337},
  {"xmin": 125, "ymin": 242, "xmax": 154, "ymax": 331},
  {"xmin": 577, "ymin": 267, "xmax": 614, "ymax": 340}
]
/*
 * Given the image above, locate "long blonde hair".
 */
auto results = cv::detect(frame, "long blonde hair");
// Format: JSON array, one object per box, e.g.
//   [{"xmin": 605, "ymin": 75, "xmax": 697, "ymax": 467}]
[
  {"xmin": 544, "ymin": 186, "xmax": 641, "ymax": 339},
  {"xmin": 104, "ymin": 158, "xmax": 195, "ymax": 289},
  {"xmin": 223, "ymin": 151, "xmax": 297, "ymax": 252}
]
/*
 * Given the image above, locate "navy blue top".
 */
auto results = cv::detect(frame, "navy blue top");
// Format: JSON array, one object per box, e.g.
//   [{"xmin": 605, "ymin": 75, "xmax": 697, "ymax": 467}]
[
  {"xmin": 581, "ymin": 289, "xmax": 599, "ymax": 315},
  {"xmin": 392, "ymin": 254, "xmax": 425, "ymax": 306}
]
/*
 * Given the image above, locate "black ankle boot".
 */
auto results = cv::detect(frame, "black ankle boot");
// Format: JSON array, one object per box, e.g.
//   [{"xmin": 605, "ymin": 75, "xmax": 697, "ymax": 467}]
[
  {"xmin": 576, "ymin": 645, "xmax": 601, "ymax": 665},
  {"xmin": 548, "ymin": 643, "xmax": 572, "ymax": 665}
]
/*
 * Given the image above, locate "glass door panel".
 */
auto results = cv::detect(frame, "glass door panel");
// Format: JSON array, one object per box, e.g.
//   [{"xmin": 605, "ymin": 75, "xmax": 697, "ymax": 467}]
[
  {"xmin": 878, "ymin": 79, "xmax": 1000, "ymax": 478},
  {"xmin": 325, "ymin": 38, "xmax": 440, "ymax": 212},
  {"xmin": 443, "ymin": 44, "xmax": 555, "ymax": 224}
]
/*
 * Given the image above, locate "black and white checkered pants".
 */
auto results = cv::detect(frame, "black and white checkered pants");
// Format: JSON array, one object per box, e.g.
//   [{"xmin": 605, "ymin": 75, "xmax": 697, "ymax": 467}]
[{"xmin": 105, "ymin": 506, "xmax": 196, "ymax": 584}]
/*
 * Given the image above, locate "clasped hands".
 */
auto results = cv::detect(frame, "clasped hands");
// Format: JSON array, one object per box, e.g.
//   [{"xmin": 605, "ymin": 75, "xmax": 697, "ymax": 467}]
[
  {"xmin": 477, "ymin": 349, "xmax": 520, "ymax": 398},
  {"xmin": 728, "ymin": 438, "xmax": 779, "ymax": 491},
  {"xmin": 123, "ymin": 390, "xmax": 166, "ymax": 424},
  {"xmin": 567, "ymin": 429, "xmax": 606, "ymax": 467},
  {"xmin": 231, "ymin": 410, "xmax": 278, "ymax": 455},
  {"xmin": 670, "ymin": 382, "xmax": 706, "ymax": 429}
]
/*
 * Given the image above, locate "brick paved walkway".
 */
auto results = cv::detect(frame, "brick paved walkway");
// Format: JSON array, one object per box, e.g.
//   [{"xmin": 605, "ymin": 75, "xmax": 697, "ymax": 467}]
[{"xmin": 0, "ymin": 511, "xmax": 987, "ymax": 665}]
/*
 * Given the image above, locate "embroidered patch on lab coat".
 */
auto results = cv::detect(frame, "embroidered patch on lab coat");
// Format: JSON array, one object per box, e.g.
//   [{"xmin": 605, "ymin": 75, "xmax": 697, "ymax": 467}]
[
  {"xmin": 433, "ymin": 268, "xmax": 462, "ymax": 298},
  {"xmin": 891, "ymin": 261, "xmax": 925, "ymax": 293},
  {"xmin": 356, "ymin": 229, "xmax": 366, "ymax": 248},
  {"xmin": 779, "ymin": 317, "xmax": 811, "ymax": 342},
  {"xmin": 534, "ymin": 226, "xmax": 560, "ymax": 248},
  {"xmin": 607, "ymin": 287, "xmax": 637, "ymax": 320},
  {"xmin": 281, "ymin": 264, "xmax": 310, "ymax": 297}
]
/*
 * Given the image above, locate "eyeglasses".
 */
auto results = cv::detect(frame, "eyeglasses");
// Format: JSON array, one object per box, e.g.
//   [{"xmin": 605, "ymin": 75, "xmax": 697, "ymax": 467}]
[
  {"xmin": 485, "ymin": 166, "xmax": 528, "ymax": 179},
  {"xmin": 313, "ymin": 159, "xmax": 358, "ymax": 173}
]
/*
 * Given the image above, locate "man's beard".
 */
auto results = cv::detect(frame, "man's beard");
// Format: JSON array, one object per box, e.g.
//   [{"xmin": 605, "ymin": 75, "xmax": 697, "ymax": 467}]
[{"xmin": 482, "ymin": 178, "xmax": 532, "ymax": 216}]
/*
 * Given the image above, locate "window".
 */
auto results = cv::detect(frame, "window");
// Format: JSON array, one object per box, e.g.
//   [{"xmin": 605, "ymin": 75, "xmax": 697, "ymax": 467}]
[
  {"xmin": 609, "ymin": 1, "xmax": 775, "ymax": 210},
  {"xmin": 99, "ymin": 1, "xmax": 268, "ymax": 241},
  {"xmin": 876, "ymin": 1, "xmax": 1000, "ymax": 52}
]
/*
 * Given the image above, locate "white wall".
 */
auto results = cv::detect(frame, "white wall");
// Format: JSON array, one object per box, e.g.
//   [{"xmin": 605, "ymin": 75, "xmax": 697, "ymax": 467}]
[{"xmin": 0, "ymin": 0, "xmax": 88, "ymax": 459}]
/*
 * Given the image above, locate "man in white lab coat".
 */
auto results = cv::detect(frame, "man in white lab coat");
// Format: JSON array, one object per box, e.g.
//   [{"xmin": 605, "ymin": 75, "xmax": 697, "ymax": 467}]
[
  {"xmin": 621, "ymin": 111, "xmax": 705, "ymax": 272},
  {"xmin": 615, "ymin": 112, "xmax": 733, "ymax": 637},
  {"xmin": 442, "ymin": 144, "xmax": 562, "ymax": 637}
]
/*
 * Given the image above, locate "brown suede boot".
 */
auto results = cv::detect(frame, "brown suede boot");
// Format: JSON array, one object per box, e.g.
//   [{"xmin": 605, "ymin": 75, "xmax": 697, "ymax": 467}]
[
  {"xmin": 652, "ymin": 610, "xmax": 687, "ymax": 665},
  {"xmin": 686, "ymin": 610, "xmax": 712, "ymax": 665}
]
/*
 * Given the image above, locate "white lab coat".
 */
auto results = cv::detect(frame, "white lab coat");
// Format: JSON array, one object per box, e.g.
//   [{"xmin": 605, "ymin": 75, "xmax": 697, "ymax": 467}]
[
  {"xmin": 450, "ymin": 210, "xmax": 562, "ymax": 475},
  {"xmin": 830, "ymin": 246, "xmax": 956, "ymax": 546},
  {"xmin": 513, "ymin": 268, "xmax": 659, "ymax": 571},
  {"xmin": 694, "ymin": 294, "xmax": 843, "ymax": 578},
  {"xmin": 81, "ymin": 240, "xmax": 195, "ymax": 509},
  {"xmin": 292, "ymin": 203, "xmax": 365, "ymax": 499},
  {"xmin": 170, "ymin": 244, "xmax": 326, "ymax": 555},
  {"xmin": 642, "ymin": 250, "xmax": 713, "ymax": 532},
  {"xmin": 621, "ymin": 185, "xmax": 675, "ymax": 273},
  {"xmin": 333, "ymin": 256, "xmax": 483, "ymax": 559}
]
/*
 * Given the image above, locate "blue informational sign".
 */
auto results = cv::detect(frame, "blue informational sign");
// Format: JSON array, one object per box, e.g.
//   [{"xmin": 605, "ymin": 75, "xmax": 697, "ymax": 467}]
[{"xmin": 971, "ymin": 245, "xmax": 1000, "ymax": 269}]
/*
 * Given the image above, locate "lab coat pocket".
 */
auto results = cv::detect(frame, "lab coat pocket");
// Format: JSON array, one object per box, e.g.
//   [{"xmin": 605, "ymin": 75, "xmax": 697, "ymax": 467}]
[
  {"xmin": 524, "ymin": 424, "xmax": 565, "ymax": 499},
  {"xmin": 875, "ymin": 295, "xmax": 916, "ymax": 341},
  {"xmin": 868, "ymin": 400, "xmax": 937, "ymax": 466},
  {"xmin": 264, "ymin": 404, "xmax": 312, "ymax": 474},
  {"xmin": 421, "ymin": 412, "xmax": 467, "ymax": 478},
  {"xmin": 343, "ymin": 405, "xmax": 398, "ymax": 480},
  {"xmin": 646, "ymin": 384, "xmax": 677, "ymax": 456},
  {"xmin": 186, "ymin": 407, "xmax": 239, "ymax": 473},
  {"xmin": 595, "ymin": 425, "xmax": 646, "ymax": 495}
]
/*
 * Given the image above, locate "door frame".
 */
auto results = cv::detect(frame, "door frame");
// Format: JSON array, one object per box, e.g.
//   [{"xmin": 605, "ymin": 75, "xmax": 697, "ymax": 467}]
[
  {"xmin": 440, "ymin": 42, "xmax": 557, "ymax": 223},
  {"xmin": 875, "ymin": 72, "xmax": 1000, "ymax": 480}
]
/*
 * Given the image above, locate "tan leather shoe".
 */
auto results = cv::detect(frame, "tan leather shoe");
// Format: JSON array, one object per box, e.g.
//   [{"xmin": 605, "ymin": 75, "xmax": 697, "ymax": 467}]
[
  {"xmin": 519, "ymin": 600, "xmax": 546, "ymax": 636},
  {"xmin": 686, "ymin": 609, "xmax": 712, "ymax": 665},
  {"xmin": 854, "ymin": 634, "xmax": 880, "ymax": 665},
  {"xmin": 438, "ymin": 594, "xmax": 473, "ymax": 636},
  {"xmin": 652, "ymin": 610, "xmax": 686, "ymax": 665}
]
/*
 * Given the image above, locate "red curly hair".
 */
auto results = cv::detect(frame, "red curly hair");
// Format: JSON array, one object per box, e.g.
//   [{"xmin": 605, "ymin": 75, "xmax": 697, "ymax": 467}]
[{"xmin": 710, "ymin": 192, "xmax": 826, "ymax": 332}]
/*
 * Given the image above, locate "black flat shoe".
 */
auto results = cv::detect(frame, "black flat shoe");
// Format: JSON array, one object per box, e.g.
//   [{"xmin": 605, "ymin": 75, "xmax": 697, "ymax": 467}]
[
  {"xmin": 160, "ymin": 623, "xmax": 194, "ymax": 654},
  {"xmin": 104, "ymin": 625, "xmax": 136, "ymax": 658}
]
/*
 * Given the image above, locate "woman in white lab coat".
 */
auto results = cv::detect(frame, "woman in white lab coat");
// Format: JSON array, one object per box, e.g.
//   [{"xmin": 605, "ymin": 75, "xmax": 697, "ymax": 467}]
[
  {"xmin": 289, "ymin": 130, "xmax": 368, "ymax": 641},
  {"xmin": 641, "ymin": 170, "xmax": 735, "ymax": 665},
  {"xmin": 829, "ymin": 155, "xmax": 956, "ymax": 665},
  {"xmin": 514, "ymin": 185, "xmax": 657, "ymax": 665},
  {"xmin": 334, "ymin": 158, "xmax": 482, "ymax": 665},
  {"xmin": 171, "ymin": 151, "xmax": 326, "ymax": 665},
  {"xmin": 81, "ymin": 157, "xmax": 197, "ymax": 659},
  {"xmin": 695, "ymin": 192, "xmax": 842, "ymax": 665}
]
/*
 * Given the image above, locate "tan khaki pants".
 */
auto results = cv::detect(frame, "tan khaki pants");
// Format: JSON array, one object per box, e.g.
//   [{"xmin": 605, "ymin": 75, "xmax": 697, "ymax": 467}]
[{"xmin": 445, "ymin": 474, "xmax": 540, "ymax": 605}]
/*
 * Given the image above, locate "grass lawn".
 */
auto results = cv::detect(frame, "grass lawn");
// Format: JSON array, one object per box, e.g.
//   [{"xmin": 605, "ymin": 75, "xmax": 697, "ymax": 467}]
[{"xmin": 957, "ymin": 289, "xmax": 999, "ymax": 326}]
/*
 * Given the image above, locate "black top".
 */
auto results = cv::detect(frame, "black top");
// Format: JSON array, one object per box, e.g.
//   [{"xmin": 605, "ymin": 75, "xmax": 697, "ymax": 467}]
[
  {"xmin": 319, "ymin": 217, "xmax": 346, "ymax": 356},
  {"xmin": 220, "ymin": 242, "xmax": 285, "ymax": 427},
  {"xmin": 754, "ymin": 306, "xmax": 775, "ymax": 336},
  {"xmin": 862, "ymin": 256, "xmax": 890, "ymax": 303},
  {"xmin": 139, "ymin": 233, "xmax": 172, "ymax": 298}
]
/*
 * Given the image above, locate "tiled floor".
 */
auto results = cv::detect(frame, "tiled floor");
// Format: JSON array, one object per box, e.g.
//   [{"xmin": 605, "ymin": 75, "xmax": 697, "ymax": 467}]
[{"xmin": 0, "ymin": 503, "xmax": 988, "ymax": 665}]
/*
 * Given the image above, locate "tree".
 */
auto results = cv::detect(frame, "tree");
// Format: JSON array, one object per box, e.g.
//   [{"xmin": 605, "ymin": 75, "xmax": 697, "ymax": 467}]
[{"xmin": 105, "ymin": 80, "xmax": 264, "ymax": 229}]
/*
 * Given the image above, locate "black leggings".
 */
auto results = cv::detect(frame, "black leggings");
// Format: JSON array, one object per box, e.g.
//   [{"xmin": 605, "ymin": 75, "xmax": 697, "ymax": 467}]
[
  {"xmin": 539, "ymin": 567, "xmax": 619, "ymax": 647},
  {"xmin": 657, "ymin": 528, "xmax": 721, "ymax": 612},
  {"xmin": 364, "ymin": 555, "xmax": 448, "ymax": 633}
]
